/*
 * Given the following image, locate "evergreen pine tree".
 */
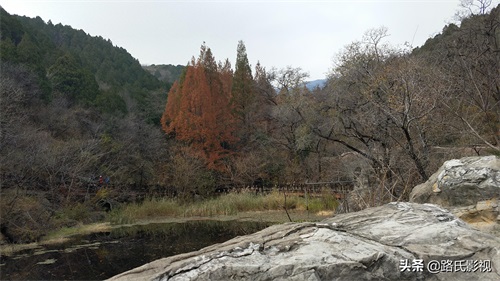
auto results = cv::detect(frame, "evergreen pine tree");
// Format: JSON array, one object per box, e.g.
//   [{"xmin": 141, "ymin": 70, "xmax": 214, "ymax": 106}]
[{"xmin": 231, "ymin": 40, "xmax": 255, "ymax": 122}]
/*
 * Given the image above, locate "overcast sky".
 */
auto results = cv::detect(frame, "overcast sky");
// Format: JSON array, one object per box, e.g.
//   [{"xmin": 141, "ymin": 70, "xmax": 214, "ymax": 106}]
[{"xmin": 0, "ymin": 0, "xmax": 476, "ymax": 80}]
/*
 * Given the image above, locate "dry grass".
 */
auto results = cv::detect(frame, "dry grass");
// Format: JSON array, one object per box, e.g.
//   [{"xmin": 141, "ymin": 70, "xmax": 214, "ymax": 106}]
[
  {"xmin": 1, "ymin": 191, "xmax": 339, "ymax": 255},
  {"xmin": 0, "ymin": 242, "xmax": 40, "ymax": 256},
  {"xmin": 108, "ymin": 189, "xmax": 339, "ymax": 224},
  {"xmin": 41, "ymin": 222, "xmax": 112, "ymax": 243}
]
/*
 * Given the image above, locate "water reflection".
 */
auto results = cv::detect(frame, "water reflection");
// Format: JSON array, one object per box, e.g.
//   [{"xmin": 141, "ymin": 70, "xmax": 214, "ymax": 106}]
[{"xmin": 0, "ymin": 220, "xmax": 272, "ymax": 280}]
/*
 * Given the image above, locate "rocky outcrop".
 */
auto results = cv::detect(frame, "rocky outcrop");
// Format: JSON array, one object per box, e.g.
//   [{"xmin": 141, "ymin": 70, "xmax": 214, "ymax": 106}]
[
  {"xmin": 410, "ymin": 155, "xmax": 500, "ymax": 236},
  {"xmin": 452, "ymin": 199, "xmax": 499, "ymax": 236},
  {"xmin": 410, "ymin": 155, "xmax": 500, "ymax": 207},
  {"xmin": 108, "ymin": 202, "xmax": 500, "ymax": 281}
]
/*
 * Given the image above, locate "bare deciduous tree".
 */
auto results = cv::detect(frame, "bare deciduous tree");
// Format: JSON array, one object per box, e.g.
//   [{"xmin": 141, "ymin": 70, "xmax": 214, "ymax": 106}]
[{"xmin": 311, "ymin": 28, "xmax": 449, "ymax": 204}]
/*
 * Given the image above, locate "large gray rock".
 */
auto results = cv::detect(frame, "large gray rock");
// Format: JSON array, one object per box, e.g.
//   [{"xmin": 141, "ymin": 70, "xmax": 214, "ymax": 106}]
[
  {"xmin": 108, "ymin": 202, "xmax": 500, "ymax": 281},
  {"xmin": 410, "ymin": 155, "xmax": 500, "ymax": 236},
  {"xmin": 410, "ymin": 156, "xmax": 500, "ymax": 207}
]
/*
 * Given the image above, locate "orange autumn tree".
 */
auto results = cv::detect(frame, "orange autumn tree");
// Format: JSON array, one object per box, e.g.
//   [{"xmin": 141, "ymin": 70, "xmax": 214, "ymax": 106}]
[{"xmin": 161, "ymin": 43, "xmax": 237, "ymax": 170}]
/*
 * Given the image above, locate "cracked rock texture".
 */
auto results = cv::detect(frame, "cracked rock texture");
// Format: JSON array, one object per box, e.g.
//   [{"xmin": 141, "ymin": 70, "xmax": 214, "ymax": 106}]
[
  {"xmin": 108, "ymin": 202, "xmax": 500, "ymax": 281},
  {"xmin": 410, "ymin": 156, "xmax": 500, "ymax": 207},
  {"xmin": 410, "ymin": 155, "xmax": 500, "ymax": 236}
]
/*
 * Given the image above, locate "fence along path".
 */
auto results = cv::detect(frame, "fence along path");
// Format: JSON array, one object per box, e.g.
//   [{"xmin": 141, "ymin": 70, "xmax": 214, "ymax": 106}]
[
  {"xmin": 240, "ymin": 181, "xmax": 355, "ymax": 214},
  {"xmin": 75, "ymin": 179, "xmax": 356, "ymax": 213}
]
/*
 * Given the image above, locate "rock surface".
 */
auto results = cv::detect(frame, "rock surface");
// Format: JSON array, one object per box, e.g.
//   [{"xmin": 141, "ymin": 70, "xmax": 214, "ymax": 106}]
[
  {"xmin": 108, "ymin": 202, "xmax": 500, "ymax": 281},
  {"xmin": 410, "ymin": 155, "xmax": 500, "ymax": 236},
  {"xmin": 410, "ymin": 155, "xmax": 500, "ymax": 207},
  {"xmin": 451, "ymin": 199, "xmax": 500, "ymax": 236}
]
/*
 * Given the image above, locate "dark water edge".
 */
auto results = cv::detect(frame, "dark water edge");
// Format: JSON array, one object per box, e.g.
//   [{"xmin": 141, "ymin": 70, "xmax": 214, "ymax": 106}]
[{"xmin": 0, "ymin": 220, "xmax": 272, "ymax": 280}]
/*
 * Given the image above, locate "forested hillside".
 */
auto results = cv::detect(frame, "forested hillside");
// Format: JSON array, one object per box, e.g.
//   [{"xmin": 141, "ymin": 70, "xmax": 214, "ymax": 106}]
[
  {"xmin": 0, "ymin": 7, "xmax": 170, "ymax": 196},
  {"xmin": 143, "ymin": 64, "xmax": 185, "ymax": 87},
  {"xmin": 0, "ymin": 3, "xmax": 499, "ymax": 243}
]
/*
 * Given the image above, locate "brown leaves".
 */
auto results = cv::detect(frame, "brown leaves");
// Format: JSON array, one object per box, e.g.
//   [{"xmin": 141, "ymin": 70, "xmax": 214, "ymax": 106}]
[{"xmin": 161, "ymin": 45, "xmax": 238, "ymax": 171}]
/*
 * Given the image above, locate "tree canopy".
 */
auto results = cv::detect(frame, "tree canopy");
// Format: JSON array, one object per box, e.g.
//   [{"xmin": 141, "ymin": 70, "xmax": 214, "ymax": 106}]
[{"xmin": 162, "ymin": 43, "xmax": 238, "ymax": 170}]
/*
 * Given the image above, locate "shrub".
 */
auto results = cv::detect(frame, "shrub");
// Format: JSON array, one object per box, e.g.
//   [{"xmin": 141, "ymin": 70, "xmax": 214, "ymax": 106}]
[{"xmin": 0, "ymin": 193, "xmax": 53, "ymax": 243}]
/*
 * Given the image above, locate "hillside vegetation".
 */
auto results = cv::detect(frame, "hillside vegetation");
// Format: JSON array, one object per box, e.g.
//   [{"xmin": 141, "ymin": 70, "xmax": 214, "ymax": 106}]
[
  {"xmin": 143, "ymin": 64, "xmax": 185, "ymax": 86},
  {"xmin": 0, "ymin": 7, "xmax": 173, "ymax": 242},
  {"xmin": 0, "ymin": 3, "xmax": 499, "ymax": 243},
  {"xmin": 1, "ymin": 7, "xmax": 170, "ymax": 190}
]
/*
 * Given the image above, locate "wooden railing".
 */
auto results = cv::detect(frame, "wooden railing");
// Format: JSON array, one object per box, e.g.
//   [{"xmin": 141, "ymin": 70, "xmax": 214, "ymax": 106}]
[{"xmin": 226, "ymin": 181, "xmax": 355, "ymax": 213}]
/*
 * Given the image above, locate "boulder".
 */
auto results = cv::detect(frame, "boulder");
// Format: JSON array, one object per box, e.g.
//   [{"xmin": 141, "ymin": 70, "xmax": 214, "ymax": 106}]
[
  {"xmin": 409, "ymin": 155, "xmax": 500, "ymax": 207},
  {"xmin": 108, "ymin": 202, "xmax": 500, "ymax": 281},
  {"xmin": 410, "ymin": 155, "xmax": 500, "ymax": 236}
]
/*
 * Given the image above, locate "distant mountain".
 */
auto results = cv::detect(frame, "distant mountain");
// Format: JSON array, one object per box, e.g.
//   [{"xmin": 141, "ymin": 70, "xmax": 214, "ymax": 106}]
[
  {"xmin": 305, "ymin": 79, "xmax": 327, "ymax": 90},
  {"xmin": 143, "ymin": 64, "xmax": 185, "ymax": 86}
]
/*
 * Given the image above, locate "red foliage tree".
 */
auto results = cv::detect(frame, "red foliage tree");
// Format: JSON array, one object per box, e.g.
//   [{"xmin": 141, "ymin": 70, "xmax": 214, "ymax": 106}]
[{"xmin": 161, "ymin": 44, "xmax": 237, "ymax": 170}]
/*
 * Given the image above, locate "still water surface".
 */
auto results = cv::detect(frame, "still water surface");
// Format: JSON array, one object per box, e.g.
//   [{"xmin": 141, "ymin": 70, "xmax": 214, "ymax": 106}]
[{"xmin": 0, "ymin": 220, "xmax": 271, "ymax": 280}]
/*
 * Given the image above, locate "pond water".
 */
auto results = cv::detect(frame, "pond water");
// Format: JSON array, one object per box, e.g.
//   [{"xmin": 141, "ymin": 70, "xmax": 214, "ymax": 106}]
[{"xmin": 0, "ymin": 220, "xmax": 272, "ymax": 280}]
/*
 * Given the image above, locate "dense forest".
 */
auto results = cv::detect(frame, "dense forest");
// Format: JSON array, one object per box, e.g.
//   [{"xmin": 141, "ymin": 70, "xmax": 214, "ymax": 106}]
[
  {"xmin": 0, "ymin": 6, "xmax": 170, "ymax": 192},
  {"xmin": 0, "ymin": 3, "xmax": 499, "ymax": 242}
]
